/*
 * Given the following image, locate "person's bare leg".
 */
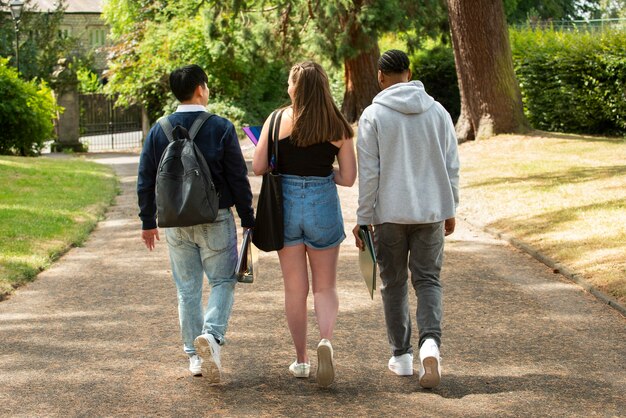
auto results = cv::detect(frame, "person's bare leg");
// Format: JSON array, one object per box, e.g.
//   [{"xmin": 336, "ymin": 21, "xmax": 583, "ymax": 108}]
[
  {"xmin": 308, "ymin": 245, "xmax": 340, "ymax": 387},
  {"xmin": 307, "ymin": 246, "xmax": 340, "ymax": 340},
  {"xmin": 278, "ymin": 244, "xmax": 310, "ymax": 363}
]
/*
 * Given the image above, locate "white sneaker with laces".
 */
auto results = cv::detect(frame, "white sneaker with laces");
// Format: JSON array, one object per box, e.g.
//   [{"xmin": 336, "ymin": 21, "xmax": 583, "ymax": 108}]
[
  {"xmin": 189, "ymin": 354, "xmax": 202, "ymax": 376},
  {"xmin": 388, "ymin": 353, "xmax": 414, "ymax": 376},
  {"xmin": 289, "ymin": 361, "xmax": 311, "ymax": 378},
  {"xmin": 194, "ymin": 334, "xmax": 222, "ymax": 383},
  {"xmin": 316, "ymin": 339, "xmax": 335, "ymax": 388},
  {"xmin": 418, "ymin": 338, "xmax": 441, "ymax": 389}
]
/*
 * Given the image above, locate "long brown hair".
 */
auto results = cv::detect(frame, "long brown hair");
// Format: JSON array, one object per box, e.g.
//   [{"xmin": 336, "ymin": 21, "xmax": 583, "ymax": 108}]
[{"xmin": 290, "ymin": 61, "xmax": 354, "ymax": 147}]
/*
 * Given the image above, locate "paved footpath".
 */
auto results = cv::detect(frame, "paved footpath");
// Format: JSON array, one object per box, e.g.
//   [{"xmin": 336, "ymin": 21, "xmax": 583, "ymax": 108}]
[{"xmin": 0, "ymin": 152, "xmax": 624, "ymax": 418}]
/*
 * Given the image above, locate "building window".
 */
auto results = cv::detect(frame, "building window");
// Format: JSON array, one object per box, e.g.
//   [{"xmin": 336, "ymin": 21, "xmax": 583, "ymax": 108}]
[
  {"xmin": 89, "ymin": 28, "xmax": 107, "ymax": 47},
  {"xmin": 59, "ymin": 27, "xmax": 71, "ymax": 39}
]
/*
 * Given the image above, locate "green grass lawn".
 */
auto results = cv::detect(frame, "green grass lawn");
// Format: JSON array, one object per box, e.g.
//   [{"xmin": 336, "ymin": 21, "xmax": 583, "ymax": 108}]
[
  {"xmin": 0, "ymin": 156, "xmax": 117, "ymax": 299},
  {"xmin": 458, "ymin": 132, "xmax": 626, "ymax": 304}
]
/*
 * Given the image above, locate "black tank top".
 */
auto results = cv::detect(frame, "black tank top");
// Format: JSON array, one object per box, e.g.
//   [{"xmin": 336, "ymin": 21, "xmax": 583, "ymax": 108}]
[{"xmin": 276, "ymin": 136, "xmax": 340, "ymax": 177}]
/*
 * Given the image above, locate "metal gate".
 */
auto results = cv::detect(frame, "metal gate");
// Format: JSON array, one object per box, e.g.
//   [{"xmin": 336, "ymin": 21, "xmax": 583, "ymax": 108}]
[{"xmin": 79, "ymin": 94, "xmax": 143, "ymax": 151}]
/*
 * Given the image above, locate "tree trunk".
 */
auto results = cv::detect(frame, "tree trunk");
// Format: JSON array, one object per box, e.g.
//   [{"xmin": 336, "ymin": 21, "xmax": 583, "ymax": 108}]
[
  {"xmin": 447, "ymin": 0, "xmax": 529, "ymax": 142},
  {"xmin": 339, "ymin": 7, "xmax": 381, "ymax": 124}
]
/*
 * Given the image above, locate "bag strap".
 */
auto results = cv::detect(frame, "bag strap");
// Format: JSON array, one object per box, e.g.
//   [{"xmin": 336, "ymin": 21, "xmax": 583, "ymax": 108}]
[
  {"xmin": 157, "ymin": 112, "xmax": 213, "ymax": 143},
  {"xmin": 157, "ymin": 116, "xmax": 175, "ymax": 143},
  {"xmin": 267, "ymin": 110, "xmax": 283, "ymax": 172},
  {"xmin": 189, "ymin": 112, "xmax": 213, "ymax": 141}
]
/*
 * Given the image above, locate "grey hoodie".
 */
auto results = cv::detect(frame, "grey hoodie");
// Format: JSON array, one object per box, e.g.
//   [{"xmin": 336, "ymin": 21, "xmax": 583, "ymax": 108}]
[{"xmin": 356, "ymin": 81, "xmax": 460, "ymax": 225}]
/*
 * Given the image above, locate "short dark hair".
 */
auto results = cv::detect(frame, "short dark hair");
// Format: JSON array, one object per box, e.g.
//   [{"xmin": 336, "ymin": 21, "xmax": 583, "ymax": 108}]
[
  {"xmin": 378, "ymin": 49, "xmax": 410, "ymax": 75},
  {"xmin": 169, "ymin": 64, "xmax": 208, "ymax": 102}
]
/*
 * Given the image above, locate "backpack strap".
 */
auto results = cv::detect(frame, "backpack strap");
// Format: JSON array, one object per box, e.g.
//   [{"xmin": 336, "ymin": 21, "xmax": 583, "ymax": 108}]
[
  {"xmin": 157, "ymin": 116, "xmax": 175, "ymax": 143},
  {"xmin": 188, "ymin": 112, "xmax": 213, "ymax": 141},
  {"xmin": 158, "ymin": 113, "xmax": 213, "ymax": 143}
]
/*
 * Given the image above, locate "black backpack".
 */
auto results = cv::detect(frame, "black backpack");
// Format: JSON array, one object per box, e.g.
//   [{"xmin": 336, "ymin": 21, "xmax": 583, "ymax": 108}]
[{"xmin": 155, "ymin": 113, "xmax": 220, "ymax": 228}]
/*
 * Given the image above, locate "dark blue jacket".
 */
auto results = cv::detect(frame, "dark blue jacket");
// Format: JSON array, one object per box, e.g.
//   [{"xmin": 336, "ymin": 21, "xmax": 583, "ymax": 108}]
[{"xmin": 137, "ymin": 111, "xmax": 255, "ymax": 230}]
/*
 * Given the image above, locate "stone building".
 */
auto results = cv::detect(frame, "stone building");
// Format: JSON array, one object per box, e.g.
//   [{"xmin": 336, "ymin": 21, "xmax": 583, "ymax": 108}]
[{"xmin": 31, "ymin": 0, "xmax": 107, "ymax": 72}]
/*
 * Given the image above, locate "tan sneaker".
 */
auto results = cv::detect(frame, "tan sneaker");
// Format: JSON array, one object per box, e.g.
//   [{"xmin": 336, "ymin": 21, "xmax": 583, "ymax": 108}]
[{"xmin": 316, "ymin": 339, "xmax": 335, "ymax": 388}]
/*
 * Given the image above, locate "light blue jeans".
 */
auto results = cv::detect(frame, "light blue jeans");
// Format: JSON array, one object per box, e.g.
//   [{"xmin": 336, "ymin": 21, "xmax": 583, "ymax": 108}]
[{"xmin": 164, "ymin": 208, "xmax": 238, "ymax": 355}]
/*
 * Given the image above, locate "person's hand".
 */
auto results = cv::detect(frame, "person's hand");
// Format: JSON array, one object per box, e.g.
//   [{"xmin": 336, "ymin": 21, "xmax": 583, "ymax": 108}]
[
  {"xmin": 142, "ymin": 229, "xmax": 160, "ymax": 251},
  {"xmin": 352, "ymin": 225, "xmax": 364, "ymax": 250},
  {"xmin": 444, "ymin": 217, "xmax": 456, "ymax": 236},
  {"xmin": 353, "ymin": 225, "xmax": 371, "ymax": 250}
]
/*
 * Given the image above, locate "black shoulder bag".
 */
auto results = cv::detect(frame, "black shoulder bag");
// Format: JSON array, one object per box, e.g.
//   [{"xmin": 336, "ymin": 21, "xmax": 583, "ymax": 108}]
[{"xmin": 252, "ymin": 110, "xmax": 284, "ymax": 252}]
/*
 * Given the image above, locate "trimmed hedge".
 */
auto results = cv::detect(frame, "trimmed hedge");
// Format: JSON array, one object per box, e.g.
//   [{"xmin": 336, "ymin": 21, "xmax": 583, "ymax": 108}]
[
  {"xmin": 510, "ymin": 28, "xmax": 626, "ymax": 136},
  {"xmin": 405, "ymin": 29, "xmax": 626, "ymax": 137},
  {"xmin": 0, "ymin": 58, "xmax": 59, "ymax": 156}
]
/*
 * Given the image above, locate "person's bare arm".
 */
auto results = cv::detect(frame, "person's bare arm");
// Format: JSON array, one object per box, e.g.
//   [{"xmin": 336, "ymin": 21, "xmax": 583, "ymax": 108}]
[{"xmin": 333, "ymin": 138, "xmax": 357, "ymax": 187}]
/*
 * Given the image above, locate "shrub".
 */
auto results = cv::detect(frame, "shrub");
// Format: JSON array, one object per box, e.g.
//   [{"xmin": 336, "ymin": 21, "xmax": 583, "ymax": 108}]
[
  {"xmin": 510, "ymin": 28, "xmax": 626, "ymax": 135},
  {"xmin": 409, "ymin": 42, "xmax": 460, "ymax": 122},
  {"xmin": 206, "ymin": 99, "xmax": 248, "ymax": 136},
  {"xmin": 0, "ymin": 58, "xmax": 59, "ymax": 156}
]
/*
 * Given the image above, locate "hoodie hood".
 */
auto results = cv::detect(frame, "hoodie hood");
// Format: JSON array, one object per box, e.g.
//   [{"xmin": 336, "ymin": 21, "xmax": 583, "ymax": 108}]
[{"xmin": 372, "ymin": 80, "xmax": 435, "ymax": 115}]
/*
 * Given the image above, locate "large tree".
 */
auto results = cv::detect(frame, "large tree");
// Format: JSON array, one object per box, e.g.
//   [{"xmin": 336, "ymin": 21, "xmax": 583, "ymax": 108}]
[
  {"xmin": 447, "ymin": 0, "xmax": 529, "ymax": 142},
  {"xmin": 305, "ymin": 0, "xmax": 447, "ymax": 122}
]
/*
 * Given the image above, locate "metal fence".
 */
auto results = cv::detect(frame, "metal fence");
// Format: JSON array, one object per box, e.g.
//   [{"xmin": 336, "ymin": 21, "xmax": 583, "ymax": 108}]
[
  {"xmin": 79, "ymin": 93, "xmax": 143, "ymax": 151},
  {"xmin": 515, "ymin": 18, "xmax": 626, "ymax": 32}
]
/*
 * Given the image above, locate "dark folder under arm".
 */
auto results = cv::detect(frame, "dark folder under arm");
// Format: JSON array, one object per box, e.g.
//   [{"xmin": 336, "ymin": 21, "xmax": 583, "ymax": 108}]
[
  {"xmin": 358, "ymin": 226, "xmax": 376, "ymax": 299},
  {"xmin": 236, "ymin": 229, "xmax": 258, "ymax": 283}
]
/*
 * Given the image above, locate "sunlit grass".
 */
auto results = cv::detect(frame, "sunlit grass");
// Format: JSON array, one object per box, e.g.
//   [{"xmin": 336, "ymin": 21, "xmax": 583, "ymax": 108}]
[
  {"xmin": 0, "ymin": 156, "xmax": 117, "ymax": 298},
  {"xmin": 459, "ymin": 132, "xmax": 626, "ymax": 303}
]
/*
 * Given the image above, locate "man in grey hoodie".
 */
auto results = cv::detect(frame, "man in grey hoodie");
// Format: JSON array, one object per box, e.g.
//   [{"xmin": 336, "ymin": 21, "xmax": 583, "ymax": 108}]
[{"xmin": 352, "ymin": 49, "xmax": 460, "ymax": 389}]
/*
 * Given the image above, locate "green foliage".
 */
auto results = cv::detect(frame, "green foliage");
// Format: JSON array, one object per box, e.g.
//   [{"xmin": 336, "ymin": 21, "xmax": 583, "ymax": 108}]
[
  {"xmin": 510, "ymin": 28, "xmax": 626, "ymax": 135},
  {"xmin": 305, "ymin": 0, "xmax": 448, "ymax": 63},
  {"xmin": 76, "ymin": 67, "xmax": 103, "ymax": 94},
  {"xmin": 409, "ymin": 41, "xmax": 460, "ymax": 122},
  {"xmin": 0, "ymin": 58, "xmax": 59, "ymax": 156},
  {"xmin": 102, "ymin": 0, "xmax": 449, "ymax": 125},
  {"xmin": 103, "ymin": 0, "xmax": 290, "ymax": 126}
]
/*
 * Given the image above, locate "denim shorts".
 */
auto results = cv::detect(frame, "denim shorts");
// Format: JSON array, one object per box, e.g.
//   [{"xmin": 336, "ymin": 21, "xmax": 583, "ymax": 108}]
[{"xmin": 281, "ymin": 173, "xmax": 345, "ymax": 249}]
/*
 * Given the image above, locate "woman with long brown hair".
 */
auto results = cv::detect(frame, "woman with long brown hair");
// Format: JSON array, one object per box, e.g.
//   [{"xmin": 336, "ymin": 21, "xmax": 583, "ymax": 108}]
[{"xmin": 252, "ymin": 61, "xmax": 356, "ymax": 388}]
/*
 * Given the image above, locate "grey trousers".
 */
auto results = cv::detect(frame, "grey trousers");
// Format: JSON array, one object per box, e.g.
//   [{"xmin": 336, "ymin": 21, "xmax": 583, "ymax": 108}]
[{"xmin": 374, "ymin": 222, "xmax": 444, "ymax": 357}]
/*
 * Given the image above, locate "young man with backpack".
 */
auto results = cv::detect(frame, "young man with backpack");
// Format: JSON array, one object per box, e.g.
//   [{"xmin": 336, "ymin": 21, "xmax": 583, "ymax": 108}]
[{"xmin": 137, "ymin": 64, "xmax": 255, "ymax": 382}]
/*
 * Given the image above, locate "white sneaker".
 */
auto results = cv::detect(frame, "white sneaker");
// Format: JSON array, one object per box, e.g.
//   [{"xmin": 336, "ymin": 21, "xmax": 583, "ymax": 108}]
[
  {"xmin": 189, "ymin": 354, "xmax": 202, "ymax": 376},
  {"xmin": 194, "ymin": 334, "xmax": 222, "ymax": 383},
  {"xmin": 418, "ymin": 339, "xmax": 441, "ymax": 389},
  {"xmin": 316, "ymin": 339, "xmax": 335, "ymax": 388},
  {"xmin": 289, "ymin": 361, "xmax": 311, "ymax": 378},
  {"xmin": 388, "ymin": 353, "xmax": 414, "ymax": 376}
]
